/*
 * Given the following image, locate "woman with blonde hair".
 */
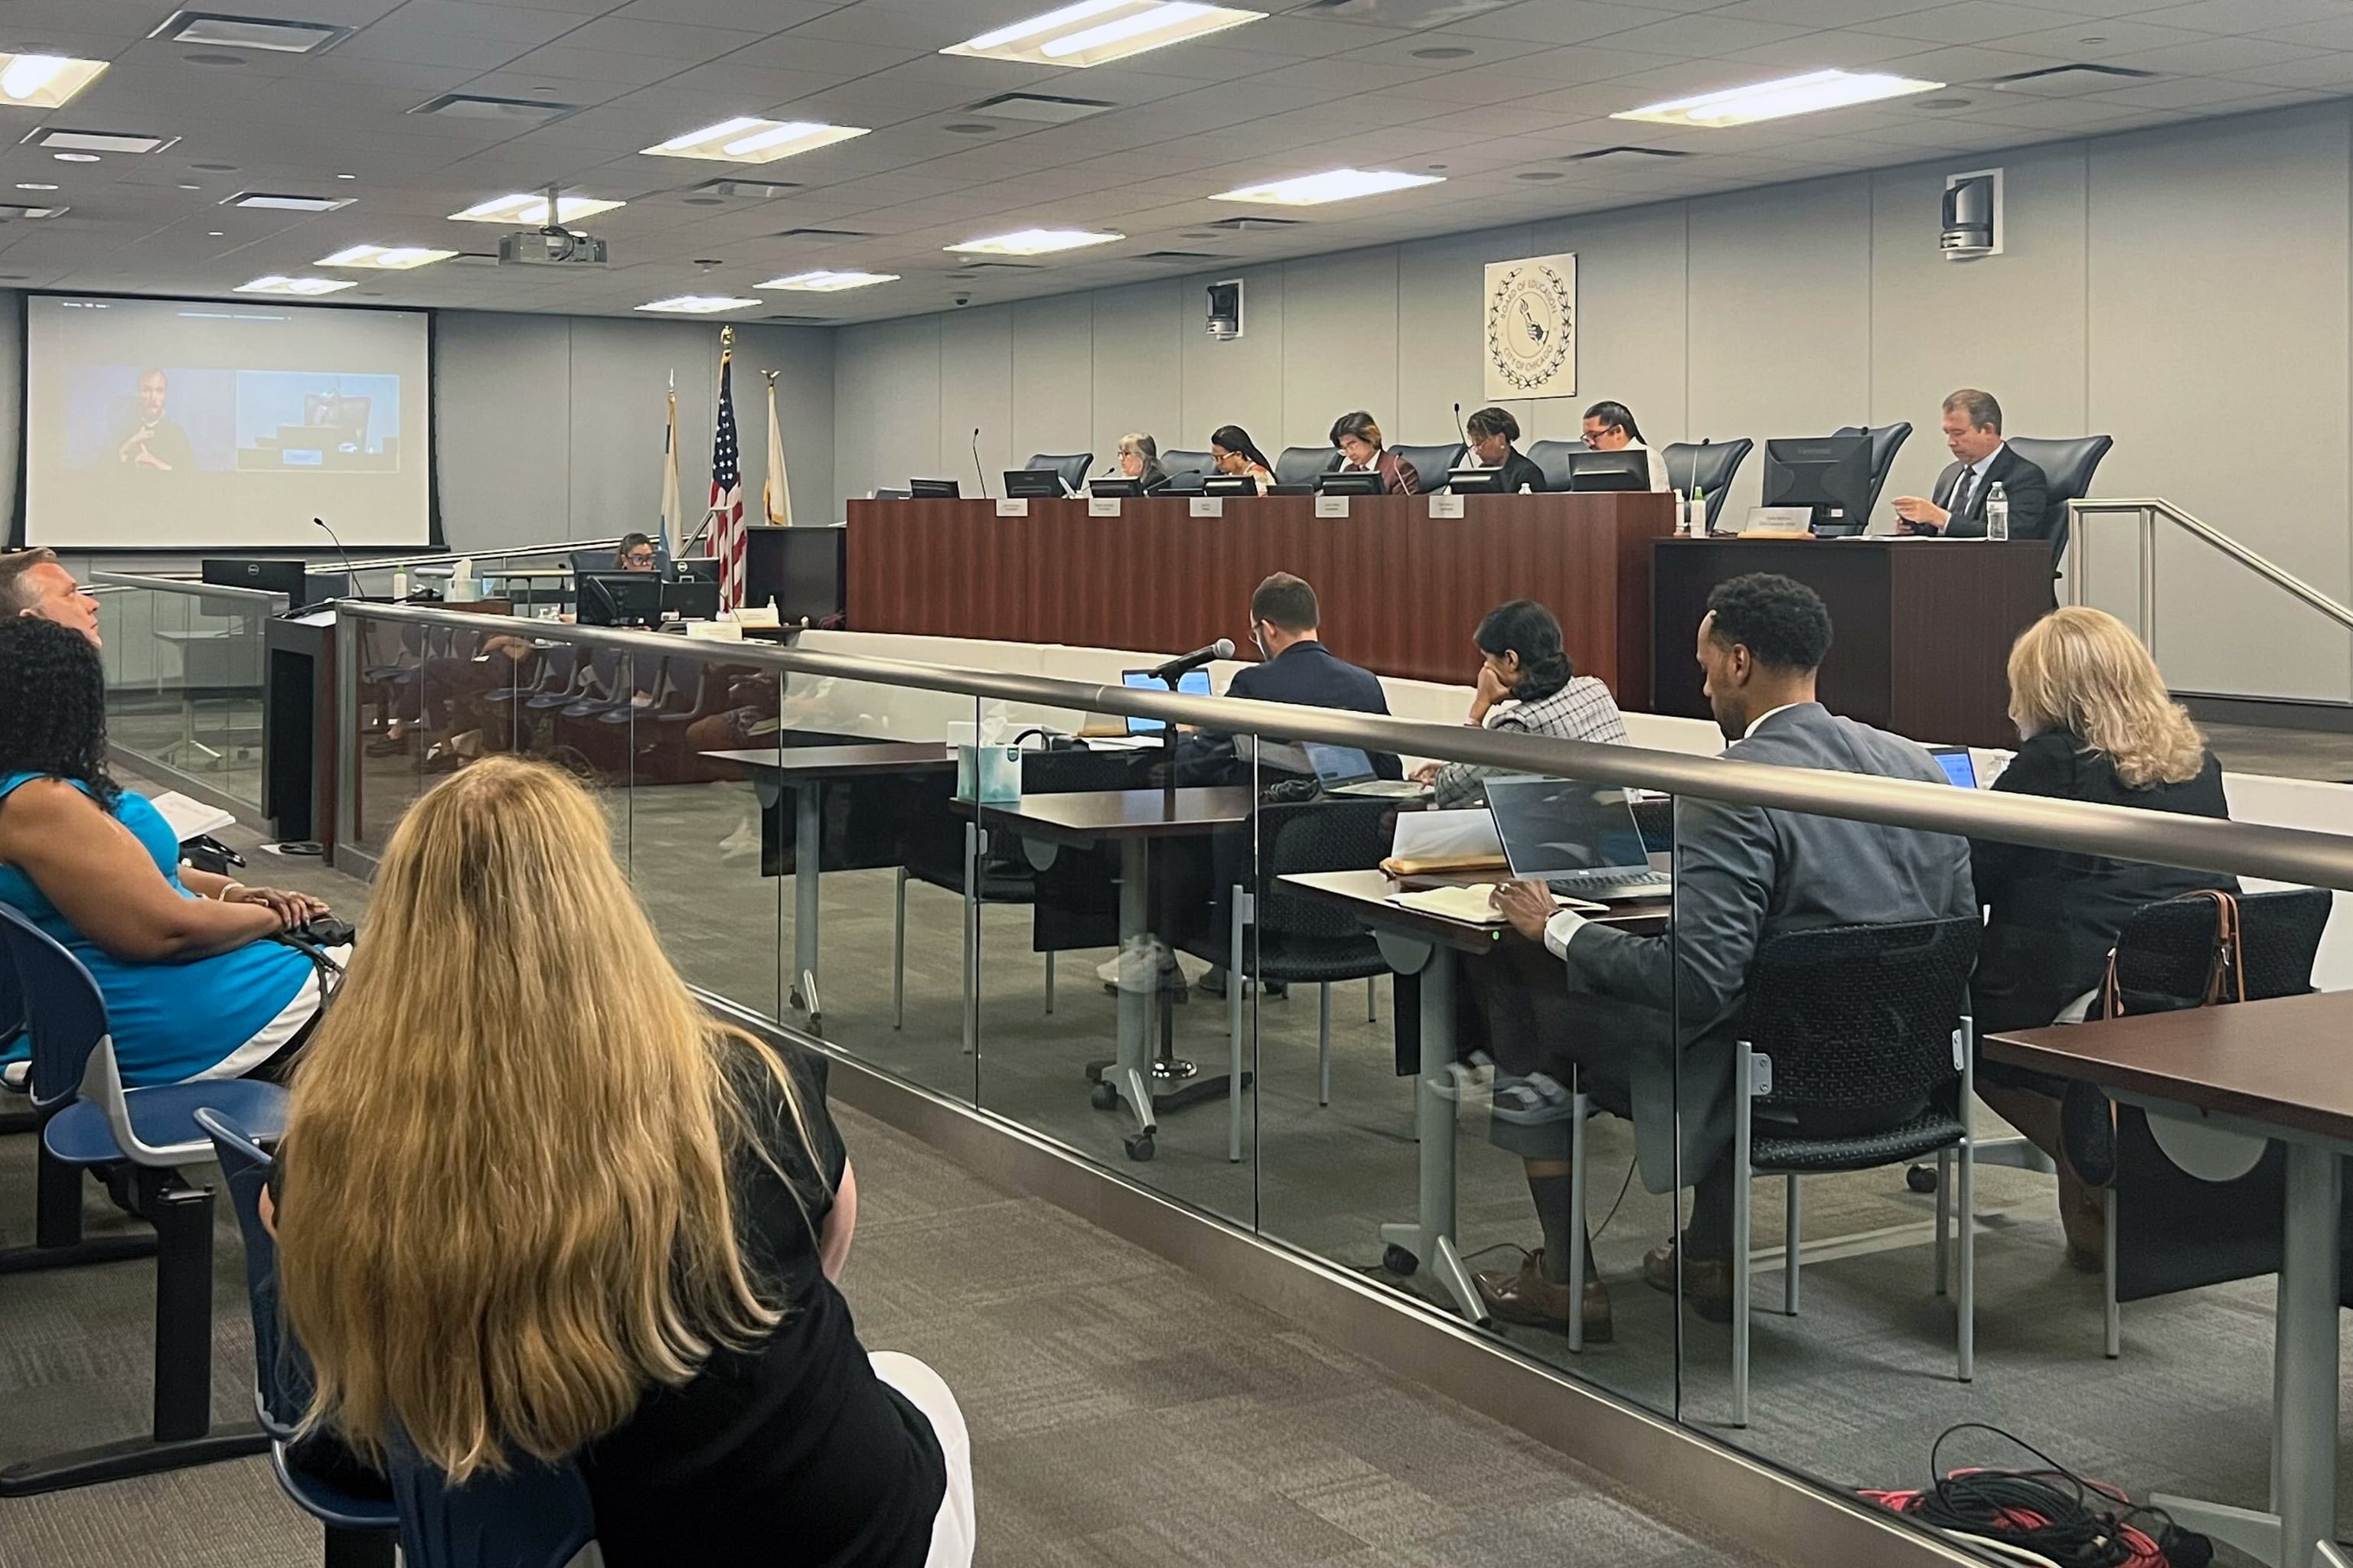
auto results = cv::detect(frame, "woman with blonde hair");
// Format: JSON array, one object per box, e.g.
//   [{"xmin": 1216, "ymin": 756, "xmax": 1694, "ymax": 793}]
[
  {"xmin": 1970, "ymin": 606, "xmax": 2234, "ymax": 1268},
  {"xmin": 272, "ymin": 757, "xmax": 973, "ymax": 1566},
  {"xmin": 1114, "ymin": 431, "xmax": 1170, "ymax": 491}
]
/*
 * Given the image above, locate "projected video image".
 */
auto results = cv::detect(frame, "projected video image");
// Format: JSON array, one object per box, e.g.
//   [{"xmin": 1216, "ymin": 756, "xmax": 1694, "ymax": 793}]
[
  {"xmin": 235, "ymin": 371, "xmax": 402, "ymax": 471},
  {"xmin": 63, "ymin": 365, "xmax": 237, "ymax": 473}
]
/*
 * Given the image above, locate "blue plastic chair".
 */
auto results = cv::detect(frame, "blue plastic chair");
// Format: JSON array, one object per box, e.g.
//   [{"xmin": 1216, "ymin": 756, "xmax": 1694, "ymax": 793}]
[
  {"xmin": 200, "ymin": 1109, "xmax": 603, "ymax": 1568},
  {"xmin": 0, "ymin": 903, "xmax": 284, "ymax": 1496}
]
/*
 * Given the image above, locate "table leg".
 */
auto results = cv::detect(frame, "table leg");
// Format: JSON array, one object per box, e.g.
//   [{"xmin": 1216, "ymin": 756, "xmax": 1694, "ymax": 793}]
[
  {"xmin": 1373, "ymin": 934, "xmax": 1485, "ymax": 1326},
  {"xmin": 790, "ymin": 784, "xmax": 821, "ymax": 1022},
  {"xmin": 1108, "ymin": 836, "xmax": 1156, "ymax": 1141}
]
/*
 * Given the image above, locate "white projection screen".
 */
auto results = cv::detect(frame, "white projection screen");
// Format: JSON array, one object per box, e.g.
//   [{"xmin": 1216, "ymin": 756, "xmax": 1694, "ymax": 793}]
[{"xmin": 23, "ymin": 293, "xmax": 432, "ymax": 549}]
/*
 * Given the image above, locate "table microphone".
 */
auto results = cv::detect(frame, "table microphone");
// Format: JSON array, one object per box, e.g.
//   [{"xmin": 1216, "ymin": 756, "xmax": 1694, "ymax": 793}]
[
  {"xmin": 971, "ymin": 427, "xmax": 987, "ymax": 498},
  {"xmin": 1145, "ymin": 638, "xmax": 1234, "ymax": 683},
  {"xmin": 313, "ymin": 515, "xmax": 364, "ymax": 596},
  {"xmin": 1454, "ymin": 401, "xmax": 1466, "ymax": 445}
]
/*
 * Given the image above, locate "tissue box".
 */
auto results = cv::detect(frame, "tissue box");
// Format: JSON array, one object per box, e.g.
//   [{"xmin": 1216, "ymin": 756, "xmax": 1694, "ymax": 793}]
[{"xmin": 956, "ymin": 744, "xmax": 1022, "ymax": 805}]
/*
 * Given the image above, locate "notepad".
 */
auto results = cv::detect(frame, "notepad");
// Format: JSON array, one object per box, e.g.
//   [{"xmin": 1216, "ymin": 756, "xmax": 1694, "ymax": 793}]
[
  {"xmin": 152, "ymin": 791, "xmax": 235, "ymax": 843},
  {"xmin": 1386, "ymin": 883, "xmax": 1604, "ymax": 924}
]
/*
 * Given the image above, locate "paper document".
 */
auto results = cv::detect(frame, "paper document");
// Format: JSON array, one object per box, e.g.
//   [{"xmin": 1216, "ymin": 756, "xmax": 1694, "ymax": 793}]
[
  {"xmin": 1389, "ymin": 808, "xmax": 1502, "ymax": 866},
  {"xmin": 152, "ymin": 791, "xmax": 235, "ymax": 842},
  {"xmin": 1387, "ymin": 883, "xmax": 1604, "ymax": 924}
]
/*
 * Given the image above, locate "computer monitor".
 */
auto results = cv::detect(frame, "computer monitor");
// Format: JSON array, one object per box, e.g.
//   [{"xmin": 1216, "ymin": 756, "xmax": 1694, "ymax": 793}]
[
  {"xmin": 1202, "ymin": 474, "xmax": 1257, "ymax": 497},
  {"xmin": 1563, "ymin": 450, "xmax": 1650, "ymax": 492},
  {"xmin": 1447, "ymin": 467, "xmax": 1506, "ymax": 494},
  {"xmin": 674, "ymin": 557, "xmax": 721, "ymax": 584},
  {"xmin": 909, "ymin": 478, "xmax": 961, "ymax": 500},
  {"xmin": 1927, "ymin": 745, "xmax": 1978, "ymax": 787},
  {"xmin": 662, "ymin": 579, "xmax": 720, "ymax": 621},
  {"xmin": 578, "ymin": 572, "xmax": 663, "ymax": 628},
  {"xmin": 1003, "ymin": 468, "xmax": 1064, "ymax": 499},
  {"xmin": 1318, "ymin": 469, "xmax": 1382, "ymax": 497},
  {"xmin": 201, "ymin": 558, "xmax": 306, "ymax": 600},
  {"xmin": 1761, "ymin": 435, "xmax": 1873, "ymax": 535},
  {"xmin": 1088, "ymin": 477, "xmax": 1144, "ymax": 498},
  {"xmin": 1121, "ymin": 667, "xmax": 1212, "ymax": 735}
]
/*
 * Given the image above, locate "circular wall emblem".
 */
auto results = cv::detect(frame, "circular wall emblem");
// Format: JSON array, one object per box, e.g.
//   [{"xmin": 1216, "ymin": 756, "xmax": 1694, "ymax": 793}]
[{"xmin": 1487, "ymin": 262, "xmax": 1575, "ymax": 394}]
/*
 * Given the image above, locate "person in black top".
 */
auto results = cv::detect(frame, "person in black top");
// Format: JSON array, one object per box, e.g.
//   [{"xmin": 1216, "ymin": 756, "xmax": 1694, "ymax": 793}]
[
  {"xmin": 1970, "ymin": 607, "xmax": 2234, "ymax": 1269},
  {"xmin": 273, "ymin": 758, "xmax": 972, "ymax": 1567},
  {"xmin": 1463, "ymin": 406, "xmax": 1546, "ymax": 493}
]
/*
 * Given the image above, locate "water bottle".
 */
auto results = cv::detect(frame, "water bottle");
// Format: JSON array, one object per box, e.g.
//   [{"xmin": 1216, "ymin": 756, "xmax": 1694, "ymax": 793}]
[
  {"xmin": 1985, "ymin": 482, "xmax": 2009, "ymax": 541},
  {"xmin": 1682, "ymin": 486, "xmax": 1706, "ymax": 536}
]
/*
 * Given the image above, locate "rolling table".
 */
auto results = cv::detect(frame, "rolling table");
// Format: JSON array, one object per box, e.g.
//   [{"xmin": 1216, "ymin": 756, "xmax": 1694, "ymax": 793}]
[
  {"xmin": 1281, "ymin": 869, "xmax": 1669, "ymax": 1336},
  {"xmin": 1987, "ymin": 990, "xmax": 2353, "ymax": 1568},
  {"xmin": 964, "ymin": 787, "xmax": 1255, "ymax": 1161},
  {"xmin": 703, "ymin": 743, "xmax": 955, "ymax": 1031}
]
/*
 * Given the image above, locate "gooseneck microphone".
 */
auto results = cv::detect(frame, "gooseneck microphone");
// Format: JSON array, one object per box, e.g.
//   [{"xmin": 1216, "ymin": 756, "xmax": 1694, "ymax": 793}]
[
  {"xmin": 314, "ymin": 516, "xmax": 363, "ymax": 597},
  {"xmin": 1454, "ymin": 401, "xmax": 1466, "ymax": 445},
  {"xmin": 971, "ymin": 427, "xmax": 987, "ymax": 498},
  {"xmin": 1147, "ymin": 638, "xmax": 1235, "ymax": 684}
]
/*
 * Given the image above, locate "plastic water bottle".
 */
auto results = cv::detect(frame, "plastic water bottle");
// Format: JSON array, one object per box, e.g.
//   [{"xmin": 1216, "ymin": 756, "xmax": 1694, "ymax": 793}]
[{"xmin": 1985, "ymin": 483, "xmax": 2009, "ymax": 541}]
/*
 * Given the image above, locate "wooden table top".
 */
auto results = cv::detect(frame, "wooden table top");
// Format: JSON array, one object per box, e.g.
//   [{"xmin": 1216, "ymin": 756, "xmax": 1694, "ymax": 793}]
[
  {"xmin": 1281, "ymin": 868, "xmax": 1670, "ymax": 954},
  {"xmin": 1984, "ymin": 989, "xmax": 2353, "ymax": 1148},
  {"xmin": 959, "ymin": 786, "xmax": 1255, "ymax": 846},
  {"xmin": 700, "ymin": 742, "xmax": 954, "ymax": 777}
]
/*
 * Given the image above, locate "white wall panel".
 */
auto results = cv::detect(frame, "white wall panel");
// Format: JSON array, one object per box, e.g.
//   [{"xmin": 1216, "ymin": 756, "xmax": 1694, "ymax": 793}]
[
  {"xmin": 1010, "ymin": 296, "xmax": 1092, "ymax": 470},
  {"xmin": 939, "ymin": 305, "xmax": 1013, "ymax": 497},
  {"xmin": 1280, "ymin": 246, "xmax": 1400, "ymax": 453}
]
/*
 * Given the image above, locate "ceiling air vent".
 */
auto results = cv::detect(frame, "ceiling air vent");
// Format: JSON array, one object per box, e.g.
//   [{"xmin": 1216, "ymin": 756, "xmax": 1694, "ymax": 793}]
[
  {"xmin": 964, "ymin": 92, "xmax": 1116, "ymax": 125},
  {"xmin": 955, "ymin": 259, "xmax": 1044, "ymax": 272},
  {"xmin": 1566, "ymin": 145, "xmax": 1694, "ymax": 162},
  {"xmin": 1202, "ymin": 214, "xmax": 1304, "ymax": 232},
  {"xmin": 410, "ymin": 93, "xmax": 579, "ymax": 124},
  {"xmin": 772, "ymin": 227, "xmax": 874, "ymax": 240},
  {"xmin": 763, "ymin": 314, "xmax": 830, "ymax": 324},
  {"xmin": 1138, "ymin": 250, "xmax": 1221, "ymax": 263},
  {"xmin": 1989, "ymin": 63, "xmax": 2159, "ymax": 94}
]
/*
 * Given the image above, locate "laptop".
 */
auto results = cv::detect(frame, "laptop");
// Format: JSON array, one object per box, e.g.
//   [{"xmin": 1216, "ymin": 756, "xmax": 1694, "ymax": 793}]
[
  {"xmin": 1484, "ymin": 776, "xmax": 1673, "ymax": 901},
  {"xmin": 1121, "ymin": 667, "xmax": 1211, "ymax": 735},
  {"xmin": 1305, "ymin": 742, "xmax": 1427, "ymax": 800},
  {"xmin": 1927, "ymin": 745, "xmax": 1977, "ymax": 787}
]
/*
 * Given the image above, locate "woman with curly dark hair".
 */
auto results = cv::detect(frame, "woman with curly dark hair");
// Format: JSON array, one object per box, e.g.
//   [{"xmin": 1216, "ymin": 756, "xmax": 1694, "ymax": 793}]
[{"xmin": 0, "ymin": 617, "xmax": 339, "ymax": 1084}]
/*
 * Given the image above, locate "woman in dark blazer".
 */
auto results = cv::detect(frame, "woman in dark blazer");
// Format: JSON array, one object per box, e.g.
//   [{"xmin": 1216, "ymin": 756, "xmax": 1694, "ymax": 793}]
[{"xmin": 1971, "ymin": 606, "xmax": 2234, "ymax": 1267}]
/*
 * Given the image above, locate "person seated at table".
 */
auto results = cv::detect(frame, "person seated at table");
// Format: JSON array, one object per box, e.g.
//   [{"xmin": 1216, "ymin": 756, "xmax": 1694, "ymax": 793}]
[
  {"xmin": 1477, "ymin": 575, "xmax": 1972, "ymax": 1335},
  {"xmin": 1209, "ymin": 425, "xmax": 1277, "ymax": 491},
  {"xmin": 1116, "ymin": 433, "xmax": 1170, "ymax": 492},
  {"xmin": 1412, "ymin": 600, "xmax": 1627, "ymax": 809},
  {"xmin": 1581, "ymin": 400, "xmax": 1669, "ymax": 491},
  {"xmin": 1970, "ymin": 605, "xmax": 2234, "ymax": 1270},
  {"xmin": 0, "ymin": 617, "xmax": 338, "ymax": 1087},
  {"xmin": 0, "ymin": 547, "xmax": 103, "ymax": 647},
  {"xmin": 1462, "ymin": 408, "xmax": 1546, "ymax": 494},
  {"xmin": 617, "ymin": 532, "xmax": 660, "ymax": 572},
  {"xmin": 1330, "ymin": 411, "xmax": 1420, "ymax": 495},
  {"xmin": 270, "ymin": 758, "xmax": 974, "ymax": 1568}
]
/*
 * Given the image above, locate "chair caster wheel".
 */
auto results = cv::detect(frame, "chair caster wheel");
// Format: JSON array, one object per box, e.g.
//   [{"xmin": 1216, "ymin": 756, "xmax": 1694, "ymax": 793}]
[
  {"xmin": 1383, "ymin": 1244, "xmax": 1418, "ymax": 1276},
  {"xmin": 1090, "ymin": 1082, "xmax": 1118, "ymax": 1111},
  {"xmin": 1124, "ymin": 1133, "xmax": 1155, "ymax": 1162},
  {"xmin": 1906, "ymin": 1164, "xmax": 1939, "ymax": 1194}
]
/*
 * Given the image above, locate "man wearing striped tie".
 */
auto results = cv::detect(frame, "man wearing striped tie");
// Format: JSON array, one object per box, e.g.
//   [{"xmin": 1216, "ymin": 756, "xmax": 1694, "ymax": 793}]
[{"xmin": 1891, "ymin": 387, "xmax": 2050, "ymax": 541}]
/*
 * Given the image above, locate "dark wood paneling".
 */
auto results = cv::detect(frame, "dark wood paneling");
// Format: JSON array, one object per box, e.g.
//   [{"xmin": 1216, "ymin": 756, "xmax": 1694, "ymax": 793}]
[
  {"xmin": 846, "ymin": 494, "xmax": 1674, "ymax": 694},
  {"xmin": 1650, "ymin": 538, "xmax": 2053, "ymax": 747}
]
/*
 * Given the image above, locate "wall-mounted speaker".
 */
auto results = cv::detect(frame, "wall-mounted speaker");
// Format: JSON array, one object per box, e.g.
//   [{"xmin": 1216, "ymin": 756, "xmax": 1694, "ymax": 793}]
[
  {"xmin": 1941, "ymin": 168, "xmax": 2002, "ymax": 260},
  {"xmin": 1206, "ymin": 278, "xmax": 1243, "ymax": 340}
]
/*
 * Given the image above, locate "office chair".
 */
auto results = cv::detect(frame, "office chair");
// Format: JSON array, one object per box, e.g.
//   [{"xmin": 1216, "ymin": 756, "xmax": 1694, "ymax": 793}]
[
  {"xmin": 0, "ymin": 905, "xmax": 282, "ymax": 1496},
  {"xmin": 1391, "ymin": 442, "xmax": 1464, "ymax": 493},
  {"xmin": 1661, "ymin": 439, "xmax": 1754, "ymax": 528},
  {"xmin": 1526, "ymin": 439, "xmax": 1581, "ymax": 493},
  {"xmin": 1023, "ymin": 452, "xmax": 1094, "ymax": 494},
  {"xmin": 1831, "ymin": 422, "xmax": 1912, "ymax": 517},
  {"xmin": 2005, "ymin": 434, "xmax": 2114, "ymax": 566},
  {"xmin": 1274, "ymin": 445, "xmax": 1337, "ymax": 487},
  {"xmin": 1158, "ymin": 448, "xmax": 1214, "ymax": 492}
]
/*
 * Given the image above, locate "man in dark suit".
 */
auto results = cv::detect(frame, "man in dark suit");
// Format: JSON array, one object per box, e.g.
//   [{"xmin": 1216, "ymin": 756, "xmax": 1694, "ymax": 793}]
[
  {"xmin": 1478, "ymin": 574, "xmax": 1973, "ymax": 1333},
  {"xmin": 1893, "ymin": 387, "xmax": 2049, "ymax": 540}
]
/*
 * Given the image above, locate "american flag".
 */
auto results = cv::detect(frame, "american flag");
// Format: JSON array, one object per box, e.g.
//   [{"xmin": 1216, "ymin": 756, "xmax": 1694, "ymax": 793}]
[{"xmin": 709, "ymin": 346, "xmax": 746, "ymax": 611}]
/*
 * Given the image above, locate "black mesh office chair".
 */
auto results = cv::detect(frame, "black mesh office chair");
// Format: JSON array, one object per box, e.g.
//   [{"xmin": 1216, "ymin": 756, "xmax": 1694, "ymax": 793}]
[
  {"xmin": 1274, "ymin": 445, "xmax": 1336, "ymax": 487},
  {"xmin": 1391, "ymin": 442, "xmax": 1464, "ymax": 491},
  {"xmin": 1159, "ymin": 448, "xmax": 1214, "ymax": 492},
  {"xmin": 1024, "ymin": 452, "xmax": 1094, "ymax": 493},
  {"xmin": 1661, "ymin": 439, "xmax": 1754, "ymax": 528},
  {"xmin": 1527, "ymin": 439, "xmax": 1581, "ymax": 493},
  {"xmin": 2005, "ymin": 435, "xmax": 2114, "ymax": 566},
  {"xmin": 1831, "ymin": 422, "xmax": 1913, "ymax": 517}
]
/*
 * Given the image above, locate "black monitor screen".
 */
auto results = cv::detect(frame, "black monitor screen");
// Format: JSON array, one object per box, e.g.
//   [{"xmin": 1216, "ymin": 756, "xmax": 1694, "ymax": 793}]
[
  {"xmin": 909, "ymin": 478, "xmax": 961, "ymax": 500},
  {"xmin": 1003, "ymin": 469, "xmax": 1062, "ymax": 499},
  {"xmin": 1318, "ymin": 469, "xmax": 1382, "ymax": 496},
  {"xmin": 1088, "ymin": 478, "xmax": 1144, "ymax": 498},
  {"xmin": 663, "ymin": 579, "xmax": 720, "ymax": 621},
  {"xmin": 675, "ymin": 557, "xmax": 721, "ymax": 584},
  {"xmin": 772, "ymin": 526, "xmax": 846, "ymax": 624},
  {"xmin": 1202, "ymin": 474, "xmax": 1256, "ymax": 497},
  {"xmin": 201, "ymin": 558, "xmax": 306, "ymax": 600},
  {"xmin": 1564, "ymin": 450, "xmax": 1650, "ymax": 492},
  {"xmin": 1761, "ymin": 435, "xmax": 1873, "ymax": 531},
  {"xmin": 1447, "ymin": 467, "xmax": 1506, "ymax": 494},
  {"xmin": 579, "ymin": 572, "xmax": 663, "ymax": 628}
]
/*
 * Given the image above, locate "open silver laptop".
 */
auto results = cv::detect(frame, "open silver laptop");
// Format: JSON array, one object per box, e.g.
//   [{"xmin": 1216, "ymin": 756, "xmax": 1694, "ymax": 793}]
[
  {"xmin": 1484, "ymin": 776, "xmax": 1673, "ymax": 901},
  {"xmin": 1304, "ymin": 742, "xmax": 1428, "ymax": 800}
]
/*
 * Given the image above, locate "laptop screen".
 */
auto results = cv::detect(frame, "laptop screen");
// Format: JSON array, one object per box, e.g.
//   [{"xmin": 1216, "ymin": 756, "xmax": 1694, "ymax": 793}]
[
  {"xmin": 1485, "ymin": 777, "xmax": 1651, "ymax": 879},
  {"xmin": 1122, "ymin": 667, "xmax": 1212, "ymax": 735},
  {"xmin": 1304, "ymin": 742, "xmax": 1376, "ymax": 786},
  {"xmin": 1927, "ymin": 746, "xmax": 1977, "ymax": 787}
]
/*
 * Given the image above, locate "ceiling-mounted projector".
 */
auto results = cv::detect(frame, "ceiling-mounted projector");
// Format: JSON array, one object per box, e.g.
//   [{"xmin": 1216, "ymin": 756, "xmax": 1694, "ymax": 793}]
[{"xmin": 498, "ymin": 227, "xmax": 609, "ymax": 267}]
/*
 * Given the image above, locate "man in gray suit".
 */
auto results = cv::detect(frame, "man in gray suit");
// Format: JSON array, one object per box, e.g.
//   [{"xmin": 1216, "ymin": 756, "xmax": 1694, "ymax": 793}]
[{"xmin": 1477, "ymin": 573, "xmax": 1972, "ymax": 1332}]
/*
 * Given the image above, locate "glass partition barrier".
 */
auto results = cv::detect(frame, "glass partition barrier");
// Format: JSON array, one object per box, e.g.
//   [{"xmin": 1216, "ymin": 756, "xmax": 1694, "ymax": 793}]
[{"xmin": 93, "ymin": 576, "xmax": 282, "ymax": 810}]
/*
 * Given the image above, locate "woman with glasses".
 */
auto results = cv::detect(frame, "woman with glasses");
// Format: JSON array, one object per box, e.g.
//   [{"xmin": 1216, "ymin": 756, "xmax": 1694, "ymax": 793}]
[{"xmin": 1208, "ymin": 425, "xmax": 1276, "ymax": 492}]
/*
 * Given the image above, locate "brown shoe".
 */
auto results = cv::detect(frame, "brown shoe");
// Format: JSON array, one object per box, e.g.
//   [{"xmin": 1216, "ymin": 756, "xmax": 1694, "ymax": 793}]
[
  {"xmin": 1640, "ymin": 1241, "xmax": 1734, "ymax": 1323},
  {"xmin": 1473, "ymin": 1250, "xmax": 1613, "ymax": 1342}
]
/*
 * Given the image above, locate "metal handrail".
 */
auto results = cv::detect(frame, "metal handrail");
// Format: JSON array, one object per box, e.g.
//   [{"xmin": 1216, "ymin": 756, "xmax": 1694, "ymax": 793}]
[
  {"xmin": 92, "ymin": 571, "xmax": 286, "ymax": 605},
  {"xmin": 335, "ymin": 601, "xmax": 2353, "ymax": 894},
  {"xmin": 343, "ymin": 536, "xmax": 626, "ymax": 572},
  {"xmin": 2068, "ymin": 499, "xmax": 2353, "ymax": 657}
]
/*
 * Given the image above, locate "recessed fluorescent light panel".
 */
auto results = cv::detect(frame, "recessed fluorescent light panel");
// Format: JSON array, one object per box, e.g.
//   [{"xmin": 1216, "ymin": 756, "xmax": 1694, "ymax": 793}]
[
  {"xmin": 449, "ymin": 193, "xmax": 624, "ymax": 223},
  {"xmin": 637, "ymin": 295, "xmax": 762, "ymax": 315},
  {"xmin": 0, "ymin": 203, "xmax": 67, "ymax": 220},
  {"xmin": 947, "ymin": 227, "xmax": 1121, "ymax": 256},
  {"xmin": 0, "ymin": 54, "xmax": 109, "ymax": 110},
  {"xmin": 945, "ymin": 1, "xmax": 1263, "ymax": 68},
  {"xmin": 1614, "ymin": 69, "xmax": 1943, "ymax": 127},
  {"xmin": 152, "ymin": 11, "xmax": 349, "ymax": 53},
  {"xmin": 642, "ymin": 117, "xmax": 868, "ymax": 164},
  {"xmin": 30, "ymin": 129, "xmax": 178, "ymax": 155},
  {"xmin": 1213, "ymin": 168, "xmax": 1442, "ymax": 205},
  {"xmin": 316, "ymin": 243, "xmax": 455, "ymax": 270},
  {"xmin": 225, "ymin": 190, "xmax": 351, "ymax": 211},
  {"xmin": 758, "ymin": 269, "xmax": 899, "ymax": 292},
  {"xmin": 236, "ymin": 275, "xmax": 354, "ymax": 296}
]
